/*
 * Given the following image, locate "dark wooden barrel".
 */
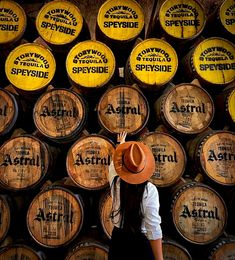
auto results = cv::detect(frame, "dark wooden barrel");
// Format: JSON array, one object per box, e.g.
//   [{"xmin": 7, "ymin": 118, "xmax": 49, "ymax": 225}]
[
  {"xmin": 0, "ymin": 89, "xmax": 19, "ymax": 138},
  {"xmin": 26, "ymin": 186, "xmax": 84, "ymax": 248},
  {"xmin": 0, "ymin": 0, "xmax": 27, "ymax": 47},
  {"xmin": 97, "ymin": 84, "xmax": 150, "ymax": 136},
  {"xmin": 163, "ymin": 238, "xmax": 192, "ymax": 260},
  {"xmin": 208, "ymin": 237, "xmax": 235, "ymax": 259},
  {"xmin": 66, "ymin": 134, "xmax": 115, "ymax": 190},
  {"xmin": 35, "ymin": 0, "xmax": 87, "ymax": 52},
  {"xmin": 187, "ymin": 130, "xmax": 235, "ymax": 186},
  {"xmin": 158, "ymin": 0, "xmax": 206, "ymax": 41},
  {"xmin": 0, "ymin": 195, "xmax": 12, "ymax": 243},
  {"xmin": 66, "ymin": 40, "xmax": 116, "ymax": 93},
  {"xmin": 171, "ymin": 181, "xmax": 227, "ymax": 245},
  {"xmin": 0, "ymin": 244, "xmax": 45, "ymax": 260},
  {"xmin": 0, "ymin": 135, "xmax": 55, "ymax": 192},
  {"xmin": 125, "ymin": 38, "xmax": 178, "ymax": 91},
  {"xmin": 5, "ymin": 43, "xmax": 56, "ymax": 96},
  {"xmin": 65, "ymin": 239, "xmax": 109, "ymax": 260},
  {"xmin": 99, "ymin": 189, "xmax": 113, "ymax": 239},
  {"xmin": 182, "ymin": 37, "xmax": 235, "ymax": 87},
  {"xmin": 139, "ymin": 131, "xmax": 186, "ymax": 187},
  {"xmin": 33, "ymin": 88, "xmax": 88, "ymax": 143},
  {"xmin": 154, "ymin": 83, "xmax": 215, "ymax": 135}
]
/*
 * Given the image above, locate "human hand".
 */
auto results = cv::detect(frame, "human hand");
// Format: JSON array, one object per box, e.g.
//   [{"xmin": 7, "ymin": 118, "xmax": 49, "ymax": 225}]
[{"xmin": 117, "ymin": 131, "xmax": 127, "ymax": 144}]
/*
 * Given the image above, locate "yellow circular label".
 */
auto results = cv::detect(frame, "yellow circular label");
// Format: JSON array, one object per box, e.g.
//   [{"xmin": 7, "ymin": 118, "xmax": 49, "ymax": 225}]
[
  {"xmin": 36, "ymin": 0, "xmax": 83, "ymax": 46},
  {"xmin": 159, "ymin": 0, "xmax": 206, "ymax": 39},
  {"xmin": 193, "ymin": 38, "xmax": 235, "ymax": 85},
  {"xmin": 66, "ymin": 40, "xmax": 115, "ymax": 88},
  {"xmin": 5, "ymin": 43, "xmax": 56, "ymax": 91},
  {"xmin": 0, "ymin": 0, "xmax": 27, "ymax": 45},
  {"xmin": 228, "ymin": 88, "xmax": 235, "ymax": 122},
  {"xmin": 129, "ymin": 38, "xmax": 178, "ymax": 86},
  {"xmin": 97, "ymin": 0, "xmax": 145, "ymax": 41},
  {"xmin": 220, "ymin": 0, "xmax": 235, "ymax": 35}
]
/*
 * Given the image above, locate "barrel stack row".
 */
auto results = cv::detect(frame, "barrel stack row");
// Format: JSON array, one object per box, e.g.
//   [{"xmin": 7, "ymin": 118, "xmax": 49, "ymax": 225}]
[{"xmin": 0, "ymin": 0, "xmax": 234, "ymax": 259}]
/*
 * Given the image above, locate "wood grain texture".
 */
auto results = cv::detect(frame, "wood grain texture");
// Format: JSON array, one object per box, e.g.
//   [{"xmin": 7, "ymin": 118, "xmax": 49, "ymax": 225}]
[
  {"xmin": 66, "ymin": 135, "xmax": 115, "ymax": 190},
  {"xmin": 172, "ymin": 182, "xmax": 227, "ymax": 245},
  {"xmin": 140, "ymin": 131, "xmax": 186, "ymax": 187},
  {"xmin": 27, "ymin": 187, "xmax": 84, "ymax": 248}
]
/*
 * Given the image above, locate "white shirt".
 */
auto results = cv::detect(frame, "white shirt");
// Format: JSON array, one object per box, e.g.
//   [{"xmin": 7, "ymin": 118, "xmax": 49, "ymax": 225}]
[{"xmin": 108, "ymin": 161, "xmax": 162, "ymax": 240}]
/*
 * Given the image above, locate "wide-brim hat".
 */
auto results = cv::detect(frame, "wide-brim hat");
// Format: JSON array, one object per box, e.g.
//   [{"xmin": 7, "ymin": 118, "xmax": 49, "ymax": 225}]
[{"xmin": 113, "ymin": 141, "xmax": 155, "ymax": 184}]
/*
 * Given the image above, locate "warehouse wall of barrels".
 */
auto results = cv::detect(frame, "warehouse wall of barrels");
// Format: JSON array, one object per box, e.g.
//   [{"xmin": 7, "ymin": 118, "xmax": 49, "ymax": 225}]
[{"xmin": 0, "ymin": 0, "xmax": 234, "ymax": 259}]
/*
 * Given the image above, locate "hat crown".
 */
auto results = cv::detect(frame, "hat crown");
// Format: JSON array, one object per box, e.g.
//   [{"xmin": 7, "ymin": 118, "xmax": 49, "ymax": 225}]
[{"xmin": 123, "ymin": 143, "xmax": 146, "ymax": 174}]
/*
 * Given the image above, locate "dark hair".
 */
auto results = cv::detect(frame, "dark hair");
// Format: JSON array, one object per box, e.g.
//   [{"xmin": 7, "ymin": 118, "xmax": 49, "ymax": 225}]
[{"xmin": 111, "ymin": 176, "xmax": 148, "ymax": 234}]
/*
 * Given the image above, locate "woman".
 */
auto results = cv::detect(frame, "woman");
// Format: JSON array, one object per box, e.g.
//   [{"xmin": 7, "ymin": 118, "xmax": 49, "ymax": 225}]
[{"xmin": 108, "ymin": 131, "xmax": 163, "ymax": 260}]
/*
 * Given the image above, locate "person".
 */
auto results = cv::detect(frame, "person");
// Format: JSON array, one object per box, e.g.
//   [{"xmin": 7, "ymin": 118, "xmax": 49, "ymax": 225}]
[{"xmin": 107, "ymin": 131, "xmax": 163, "ymax": 260}]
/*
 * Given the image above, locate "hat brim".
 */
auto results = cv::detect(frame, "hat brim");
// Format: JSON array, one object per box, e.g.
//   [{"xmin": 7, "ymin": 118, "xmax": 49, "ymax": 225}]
[{"xmin": 113, "ymin": 141, "xmax": 155, "ymax": 184}]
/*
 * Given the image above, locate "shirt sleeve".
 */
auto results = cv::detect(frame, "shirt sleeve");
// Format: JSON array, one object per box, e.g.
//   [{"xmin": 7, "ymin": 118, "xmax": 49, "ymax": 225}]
[
  {"xmin": 108, "ymin": 160, "xmax": 118, "ymax": 186},
  {"xmin": 142, "ymin": 182, "xmax": 162, "ymax": 240}
]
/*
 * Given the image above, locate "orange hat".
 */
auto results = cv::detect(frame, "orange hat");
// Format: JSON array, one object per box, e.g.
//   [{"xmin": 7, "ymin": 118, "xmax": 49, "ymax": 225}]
[{"xmin": 113, "ymin": 141, "xmax": 155, "ymax": 184}]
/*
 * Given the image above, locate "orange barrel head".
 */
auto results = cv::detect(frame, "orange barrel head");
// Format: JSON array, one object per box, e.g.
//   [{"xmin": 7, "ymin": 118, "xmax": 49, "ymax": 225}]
[
  {"xmin": 66, "ymin": 134, "xmax": 115, "ymax": 190},
  {"xmin": 33, "ymin": 88, "xmax": 88, "ymax": 143},
  {"xmin": 97, "ymin": 85, "xmax": 150, "ymax": 136},
  {"xmin": 27, "ymin": 186, "xmax": 84, "ymax": 248}
]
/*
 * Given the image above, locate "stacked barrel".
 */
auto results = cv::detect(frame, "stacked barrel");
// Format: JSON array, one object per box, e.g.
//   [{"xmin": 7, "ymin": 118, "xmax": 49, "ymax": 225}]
[{"xmin": 0, "ymin": 0, "xmax": 234, "ymax": 259}]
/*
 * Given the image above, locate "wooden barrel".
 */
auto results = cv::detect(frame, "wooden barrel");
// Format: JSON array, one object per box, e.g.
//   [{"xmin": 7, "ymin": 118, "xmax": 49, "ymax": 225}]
[
  {"xmin": 97, "ymin": 84, "xmax": 150, "ymax": 136},
  {"xmin": 208, "ymin": 237, "xmax": 235, "ymax": 259},
  {"xmin": 35, "ymin": 0, "xmax": 87, "ymax": 52},
  {"xmin": 66, "ymin": 40, "xmax": 116, "ymax": 93},
  {"xmin": 96, "ymin": 0, "xmax": 145, "ymax": 44},
  {"xmin": 65, "ymin": 239, "xmax": 109, "ymax": 260},
  {"xmin": 0, "ymin": 195, "xmax": 12, "ymax": 243},
  {"xmin": 197, "ymin": 0, "xmax": 223, "ymax": 16},
  {"xmin": 187, "ymin": 130, "xmax": 235, "ymax": 186},
  {"xmin": 139, "ymin": 131, "xmax": 186, "ymax": 187},
  {"xmin": 0, "ymin": 135, "xmax": 55, "ymax": 192},
  {"xmin": 215, "ymin": 82, "xmax": 235, "ymax": 126},
  {"xmin": 26, "ymin": 186, "xmax": 84, "ymax": 248},
  {"xmin": 227, "ymin": 191, "xmax": 235, "ymax": 235},
  {"xmin": 5, "ymin": 43, "xmax": 56, "ymax": 95},
  {"xmin": 0, "ymin": 0, "xmax": 27, "ymax": 47},
  {"xmin": 205, "ymin": 0, "xmax": 235, "ymax": 39},
  {"xmin": 163, "ymin": 239, "xmax": 192, "ymax": 260},
  {"xmin": 125, "ymin": 38, "xmax": 178, "ymax": 91},
  {"xmin": 0, "ymin": 89, "xmax": 19, "ymax": 138},
  {"xmin": 171, "ymin": 181, "xmax": 227, "ymax": 245},
  {"xmin": 158, "ymin": 0, "xmax": 206, "ymax": 41},
  {"xmin": 99, "ymin": 189, "xmax": 113, "ymax": 239},
  {"xmin": 154, "ymin": 83, "xmax": 214, "ymax": 135},
  {"xmin": 182, "ymin": 37, "xmax": 235, "ymax": 87},
  {"xmin": 219, "ymin": 0, "xmax": 235, "ymax": 38},
  {"xmin": 66, "ymin": 134, "xmax": 115, "ymax": 190},
  {"xmin": 0, "ymin": 244, "xmax": 45, "ymax": 260},
  {"xmin": 33, "ymin": 88, "xmax": 88, "ymax": 143}
]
